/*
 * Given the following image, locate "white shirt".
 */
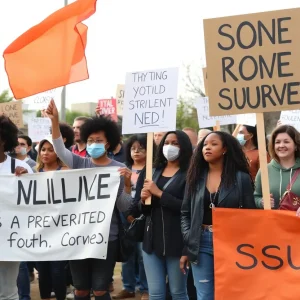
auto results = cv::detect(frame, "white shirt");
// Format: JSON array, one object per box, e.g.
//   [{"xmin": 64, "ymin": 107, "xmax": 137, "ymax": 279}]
[{"xmin": 0, "ymin": 155, "xmax": 33, "ymax": 174}]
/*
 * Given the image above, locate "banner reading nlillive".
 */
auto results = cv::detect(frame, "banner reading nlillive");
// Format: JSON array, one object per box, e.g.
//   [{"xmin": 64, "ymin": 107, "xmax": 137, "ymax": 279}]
[
  {"xmin": 0, "ymin": 167, "xmax": 120, "ymax": 261},
  {"xmin": 213, "ymin": 208, "xmax": 300, "ymax": 300}
]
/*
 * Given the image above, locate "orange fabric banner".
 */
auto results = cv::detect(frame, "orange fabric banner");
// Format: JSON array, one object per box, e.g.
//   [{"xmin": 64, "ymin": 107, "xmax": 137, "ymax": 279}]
[
  {"xmin": 3, "ymin": 0, "xmax": 97, "ymax": 100},
  {"xmin": 213, "ymin": 208, "xmax": 300, "ymax": 300}
]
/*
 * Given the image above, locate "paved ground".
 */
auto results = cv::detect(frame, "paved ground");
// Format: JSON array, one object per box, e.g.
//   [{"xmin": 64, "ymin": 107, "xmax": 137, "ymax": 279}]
[{"xmin": 31, "ymin": 263, "xmax": 141, "ymax": 300}]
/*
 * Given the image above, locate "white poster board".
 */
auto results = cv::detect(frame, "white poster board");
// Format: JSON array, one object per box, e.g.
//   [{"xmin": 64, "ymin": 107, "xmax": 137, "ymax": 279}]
[
  {"xmin": 0, "ymin": 168, "xmax": 120, "ymax": 261},
  {"xmin": 195, "ymin": 97, "xmax": 236, "ymax": 128},
  {"xmin": 280, "ymin": 110, "xmax": 300, "ymax": 131},
  {"xmin": 122, "ymin": 68, "xmax": 178, "ymax": 134},
  {"xmin": 23, "ymin": 87, "xmax": 63, "ymax": 110},
  {"xmin": 28, "ymin": 118, "xmax": 51, "ymax": 142},
  {"xmin": 236, "ymin": 114, "xmax": 257, "ymax": 127}
]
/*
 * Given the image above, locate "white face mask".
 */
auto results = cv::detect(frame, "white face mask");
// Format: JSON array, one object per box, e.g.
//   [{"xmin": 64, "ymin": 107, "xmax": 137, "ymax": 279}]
[{"xmin": 163, "ymin": 145, "xmax": 180, "ymax": 161}]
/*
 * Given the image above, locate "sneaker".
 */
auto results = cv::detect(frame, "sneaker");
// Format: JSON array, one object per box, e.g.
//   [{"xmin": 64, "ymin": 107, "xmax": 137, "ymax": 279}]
[
  {"xmin": 109, "ymin": 282, "xmax": 115, "ymax": 292},
  {"xmin": 112, "ymin": 290, "xmax": 135, "ymax": 299},
  {"xmin": 141, "ymin": 292, "xmax": 149, "ymax": 300}
]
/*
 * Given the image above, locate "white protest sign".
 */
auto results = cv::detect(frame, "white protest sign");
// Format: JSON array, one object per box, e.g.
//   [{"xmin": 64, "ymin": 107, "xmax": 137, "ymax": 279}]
[
  {"xmin": 195, "ymin": 97, "xmax": 236, "ymax": 128},
  {"xmin": 0, "ymin": 168, "xmax": 120, "ymax": 261},
  {"xmin": 23, "ymin": 87, "xmax": 63, "ymax": 110},
  {"xmin": 28, "ymin": 118, "xmax": 51, "ymax": 142},
  {"xmin": 236, "ymin": 114, "xmax": 257, "ymax": 127},
  {"xmin": 280, "ymin": 110, "xmax": 300, "ymax": 131},
  {"xmin": 122, "ymin": 68, "xmax": 178, "ymax": 134}
]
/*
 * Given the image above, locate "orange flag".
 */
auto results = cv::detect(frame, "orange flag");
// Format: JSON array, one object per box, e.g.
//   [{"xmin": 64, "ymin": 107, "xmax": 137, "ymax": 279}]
[
  {"xmin": 3, "ymin": 0, "xmax": 97, "ymax": 100},
  {"xmin": 213, "ymin": 208, "xmax": 300, "ymax": 300}
]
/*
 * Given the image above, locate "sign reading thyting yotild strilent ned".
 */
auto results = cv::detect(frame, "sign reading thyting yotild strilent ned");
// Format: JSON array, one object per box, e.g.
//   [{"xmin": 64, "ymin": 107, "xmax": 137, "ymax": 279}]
[
  {"xmin": 204, "ymin": 8, "xmax": 300, "ymax": 116},
  {"xmin": 122, "ymin": 68, "xmax": 178, "ymax": 134}
]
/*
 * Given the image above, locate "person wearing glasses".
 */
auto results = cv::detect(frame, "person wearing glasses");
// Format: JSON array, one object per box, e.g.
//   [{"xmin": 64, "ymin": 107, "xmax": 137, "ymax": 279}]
[
  {"xmin": 45, "ymin": 99, "xmax": 133, "ymax": 300},
  {"xmin": 113, "ymin": 134, "xmax": 151, "ymax": 300}
]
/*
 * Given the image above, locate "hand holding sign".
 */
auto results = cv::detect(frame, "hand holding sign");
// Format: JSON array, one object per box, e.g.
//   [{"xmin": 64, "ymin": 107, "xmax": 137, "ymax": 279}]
[
  {"xmin": 141, "ymin": 188, "xmax": 151, "ymax": 204},
  {"xmin": 143, "ymin": 179, "xmax": 162, "ymax": 198}
]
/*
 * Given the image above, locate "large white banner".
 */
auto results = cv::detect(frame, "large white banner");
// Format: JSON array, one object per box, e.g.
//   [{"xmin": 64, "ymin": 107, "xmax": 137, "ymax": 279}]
[
  {"xmin": 122, "ymin": 67, "xmax": 178, "ymax": 134},
  {"xmin": 0, "ymin": 168, "xmax": 120, "ymax": 261}
]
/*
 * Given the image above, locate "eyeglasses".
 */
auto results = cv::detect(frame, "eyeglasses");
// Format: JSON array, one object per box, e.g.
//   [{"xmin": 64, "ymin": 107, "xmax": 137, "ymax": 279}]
[
  {"xmin": 87, "ymin": 140, "xmax": 105, "ymax": 145},
  {"xmin": 130, "ymin": 147, "xmax": 146, "ymax": 153}
]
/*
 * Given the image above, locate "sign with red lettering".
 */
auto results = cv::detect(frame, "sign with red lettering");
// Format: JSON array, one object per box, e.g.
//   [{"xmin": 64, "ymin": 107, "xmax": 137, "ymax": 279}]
[
  {"xmin": 97, "ymin": 98, "xmax": 118, "ymax": 122},
  {"xmin": 204, "ymin": 8, "xmax": 300, "ymax": 116},
  {"xmin": 213, "ymin": 208, "xmax": 300, "ymax": 300}
]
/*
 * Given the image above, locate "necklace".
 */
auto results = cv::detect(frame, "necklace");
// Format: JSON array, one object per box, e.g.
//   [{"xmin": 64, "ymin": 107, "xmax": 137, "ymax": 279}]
[{"xmin": 209, "ymin": 189, "xmax": 219, "ymax": 209}]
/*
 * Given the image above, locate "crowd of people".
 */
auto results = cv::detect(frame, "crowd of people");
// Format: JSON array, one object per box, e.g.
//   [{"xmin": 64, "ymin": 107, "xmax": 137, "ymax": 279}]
[{"xmin": 1, "ymin": 99, "xmax": 300, "ymax": 300}]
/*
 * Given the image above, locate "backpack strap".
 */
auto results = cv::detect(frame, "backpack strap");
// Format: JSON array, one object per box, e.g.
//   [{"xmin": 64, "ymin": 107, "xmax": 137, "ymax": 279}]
[
  {"xmin": 286, "ymin": 169, "xmax": 300, "ymax": 191},
  {"xmin": 11, "ymin": 157, "xmax": 16, "ymax": 174}
]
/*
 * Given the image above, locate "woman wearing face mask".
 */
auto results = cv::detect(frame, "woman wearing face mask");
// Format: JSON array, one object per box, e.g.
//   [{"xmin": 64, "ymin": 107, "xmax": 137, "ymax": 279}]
[
  {"xmin": 134, "ymin": 131, "xmax": 193, "ymax": 300},
  {"xmin": 236, "ymin": 125, "xmax": 269, "ymax": 180},
  {"xmin": 45, "ymin": 99, "xmax": 133, "ymax": 300},
  {"xmin": 181, "ymin": 131, "xmax": 256, "ymax": 300},
  {"xmin": 255, "ymin": 125, "xmax": 300, "ymax": 210}
]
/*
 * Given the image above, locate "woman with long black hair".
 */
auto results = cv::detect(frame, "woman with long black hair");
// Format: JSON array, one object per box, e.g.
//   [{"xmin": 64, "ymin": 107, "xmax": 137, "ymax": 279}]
[
  {"xmin": 135, "ymin": 130, "xmax": 193, "ymax": 300},
  {"xmin": 181, "ymin": 131, "xmax": 256, "ymax": 300}
]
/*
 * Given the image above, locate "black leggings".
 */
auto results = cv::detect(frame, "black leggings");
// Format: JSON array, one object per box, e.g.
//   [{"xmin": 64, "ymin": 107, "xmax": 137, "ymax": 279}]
[{"xmin": 36, "ymin": 261, "xmax": 67, "ymax": 300}]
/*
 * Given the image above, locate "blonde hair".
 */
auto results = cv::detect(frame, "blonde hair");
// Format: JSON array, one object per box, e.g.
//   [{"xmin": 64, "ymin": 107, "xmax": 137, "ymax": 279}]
[{"xmin": 36, "ymin": 140, "xmax": 65, "ymax": 172}]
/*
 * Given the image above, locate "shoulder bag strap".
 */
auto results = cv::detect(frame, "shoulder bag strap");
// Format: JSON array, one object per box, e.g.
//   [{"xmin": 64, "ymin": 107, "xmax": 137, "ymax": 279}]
[
  {"xmin": 287, "ymin": 169, "xmax": 300, "ymax": 191},
  {"xmin": 11, "ymin": 157, "xmax": 16, "ymax": 174}
]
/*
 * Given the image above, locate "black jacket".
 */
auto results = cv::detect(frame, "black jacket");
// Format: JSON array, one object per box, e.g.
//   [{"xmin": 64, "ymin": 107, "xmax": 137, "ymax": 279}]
[
  {"xmin": 181, "ymin": 170, "xmax": 256, "ymax": 263},
  {"xmin": 131, "ymin": 167, "xmax": 187, "ymax": 257}
]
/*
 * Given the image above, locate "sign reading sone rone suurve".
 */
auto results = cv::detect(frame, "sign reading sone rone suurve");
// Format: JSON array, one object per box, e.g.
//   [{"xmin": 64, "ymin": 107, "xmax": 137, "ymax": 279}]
[
  {"xmin": 0, "ymin": 168, "xmax": 120, "ymax": 261},
  {"xmin": 204, "ymin": 8, "xmax": 300, "ymax": 116}
]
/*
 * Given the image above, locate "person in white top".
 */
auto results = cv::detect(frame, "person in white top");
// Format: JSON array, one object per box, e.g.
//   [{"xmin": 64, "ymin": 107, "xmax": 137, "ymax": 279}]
[{"xmin": 0, "ymin": 115, "xmax": 33, "ymax": 300}]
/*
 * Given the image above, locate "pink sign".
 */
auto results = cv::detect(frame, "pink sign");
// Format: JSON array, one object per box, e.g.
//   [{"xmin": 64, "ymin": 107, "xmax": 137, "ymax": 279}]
[{"xmin": 97, "ymin": 98, "xmax": 118, "ymax": 122}]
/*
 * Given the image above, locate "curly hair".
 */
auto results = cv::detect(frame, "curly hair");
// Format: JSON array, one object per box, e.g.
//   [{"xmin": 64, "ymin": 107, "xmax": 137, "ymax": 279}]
[
  {"xmin": 0, "ymin": 116, "xmax": 19, "ymax": 152},
  {"xmin": 154, "ymin": 130, "xmax": 193, "ymax": 171},
  {"xmin": 80, "ymin": 116, "xmax": 120, "ymax": 152},
  {"xmin": 186, "ymin": 131, "xmax": 252, "ymax": 195},
  {"xmin": 269, "ymin": 125, "xmax": 300, "ymax": 161}
]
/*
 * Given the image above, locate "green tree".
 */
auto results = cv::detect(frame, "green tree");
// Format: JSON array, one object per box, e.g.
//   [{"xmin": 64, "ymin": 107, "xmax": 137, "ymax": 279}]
[
  {"xmin": 176, "ymin": 97, "xmax": 199, "ymax": 130},
  {"xmin": 0, "ymin": 90, "xmax": 13, "ymax": 103}
]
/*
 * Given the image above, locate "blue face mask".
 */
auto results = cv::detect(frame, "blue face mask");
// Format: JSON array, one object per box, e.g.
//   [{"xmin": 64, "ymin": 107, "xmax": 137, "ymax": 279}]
[
  {"xmin": 87, "ymin": 143, "xmax": 106, "ymax": 158},
  {"xmin": 236, "ymin": 134, "xmax": 246, "ymax": 146}
]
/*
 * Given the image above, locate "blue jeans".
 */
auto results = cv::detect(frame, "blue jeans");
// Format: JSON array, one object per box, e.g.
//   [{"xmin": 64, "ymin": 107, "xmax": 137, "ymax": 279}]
[
  {"xmin": 17, "ymin": 262, "xmax": 31, "ymax": 300},
  {"xmin": 122, "ymin": 242, "xmax": 148, "ymax": 292},
  {"xmin": 142, "ymin": 251, "xmax": 188, "ymax": 300},
  {"xmin": 191, "ymin": 229, "xmax": 214, "ymax": 300}
]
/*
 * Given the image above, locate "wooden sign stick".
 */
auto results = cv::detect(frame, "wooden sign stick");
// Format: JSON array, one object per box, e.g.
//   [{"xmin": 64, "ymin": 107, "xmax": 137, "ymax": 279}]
[
  {"xmin": 232, "ymin": 124, "xmax": 242, "ymax": 137},
  {"xmin": 256, "ymin": 113, "xmax": 271, "ymax": 210},
  {"xmin": 214, "ymin": 120, "xmax": 221, "ymax": 131},
  {"xmin": 145, "ymin": 132, "xmax": 154, "ymax": 205}
]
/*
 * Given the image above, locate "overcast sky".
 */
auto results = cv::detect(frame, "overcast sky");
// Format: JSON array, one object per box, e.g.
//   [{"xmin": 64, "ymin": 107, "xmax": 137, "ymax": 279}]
[{"xmin": 0, "ymin": 0, "xmax": 299, "ymax": 109}]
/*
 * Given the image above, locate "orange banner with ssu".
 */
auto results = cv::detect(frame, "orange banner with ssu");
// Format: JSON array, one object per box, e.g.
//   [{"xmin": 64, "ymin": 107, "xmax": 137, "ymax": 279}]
[{"xmin": 213, "ymin": 208, "xmax": 300, "ymax": 300}]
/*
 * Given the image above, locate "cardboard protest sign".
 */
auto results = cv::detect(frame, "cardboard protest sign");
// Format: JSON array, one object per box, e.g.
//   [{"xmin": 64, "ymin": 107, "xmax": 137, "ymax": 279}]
[
  {"xmin": 122, "ymin": 68, "xmax": 179, "ymax": 134},
  {"xmin": 0, "ymin": 168, "xmax": 120, "ymax": 261},
  {"xmin": 0, "ymin": 101, "xmax": 23, "ymax": 128},
  {"xmin": 213, "ymin": 208, "xmax": 300, "ymax": 300},
  {"xmin": 195, "ymin": 97, "xmax": 236, "ymax": 128},
  {"xmin": 97, "ymin": 98, "xmax": 118, "ymax": 122},
  {"xmin": 204, "ymin": 8, "xmax": 300, "ymax": 117},
  {"xmin": 28, "ymin": 118, "xmax": 51, "ymax": 142},
  {"xmin": 280, "ymin": 110, "xmax": 300, "ymax": 131},
  {"xmin": 116, "ymin": 84, "xmax": 125, "ymax": 116},
  {"xmin": 23, "ymin": 87, "xmax": 63, "ymax": 110}
]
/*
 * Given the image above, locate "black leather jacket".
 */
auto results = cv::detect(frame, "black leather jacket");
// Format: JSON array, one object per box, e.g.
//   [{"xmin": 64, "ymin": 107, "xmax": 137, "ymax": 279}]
[{"xmin": 181, "ymin": 170, "xmax": 256, "ymax": 263}]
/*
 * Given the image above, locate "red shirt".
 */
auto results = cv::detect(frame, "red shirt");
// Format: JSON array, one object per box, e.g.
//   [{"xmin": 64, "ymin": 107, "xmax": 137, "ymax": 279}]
[{"xmin": 71, "ymin": 144, "xmax": 89, "ymax": 157}]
